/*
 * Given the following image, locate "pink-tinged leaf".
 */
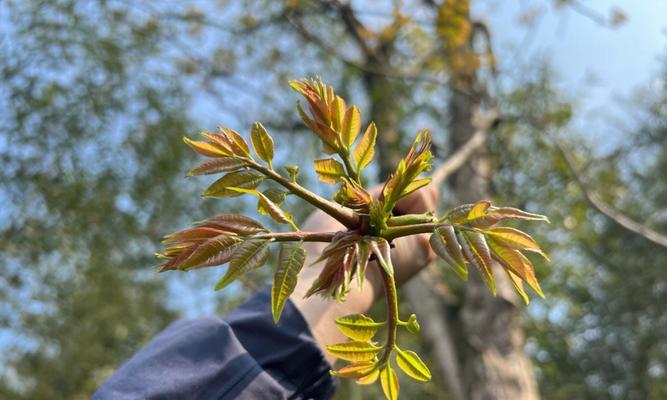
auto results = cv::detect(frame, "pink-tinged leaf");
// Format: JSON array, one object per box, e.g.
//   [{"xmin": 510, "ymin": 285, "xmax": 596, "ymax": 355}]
[
  {"xmin": 183, "ymin": 136, "xmax": 230, "ymax": 157},
  {"xmin": 341, "ymin": 105, "xmax": 361, "ymax": 148},
  {"xmin": 460, "ymin": 231, "xmax": 496, "ymax": 295},
  {"xmin": 187, "ymin": 157, "xmax": 246, "ymax": 176},
  {"xmin": 356, "ymin": 241, "xmax": 371, "ymax": 290},
  {"xmin": 313, "ymin": 158, "xmax": 346, "ymax": 184},
  {"xmin": 203, "ymin": 170, "xmax": 264, "ymax": 198},
  {"xmin": 485, "ymin": 227, "xmax": 549, "ymax": 260},
  {"xmin": 466, "ymin": 206, "xmax": 550, "ymax": 228},
  {"xmin": 215, "ymin": 240, "xmax": 270, "ymax": 290},
  {"xmin": 440, "ymin": 225, "xmax": 466, "ymax": 267},
  {"xmin": 200, "ymin": 132, "xmax": 235, "ymax": 155},
  {"xmin": 296, "ymin": 101, "xmax": 319, "ymax": 133},
  {"xmin": 488, "ymin": 239, "xmax": 544, "ymax": 298},
  {"xmin": 368, "ymin": 238, "xmax": 393, "ymax": 276},
  {"xmin": 331, "ymin": 361, "xmax": 376, "ymax": 379},
  {"xmin": 179, "ymin": 234, "xmax": 242, "ymax": 270},
  {"xmin": 162, "ymin": 227, "xmax": 225, "ymax": 244},
  {"xmin": 429, "ymin": 229, "xmax": 468, "ymax": 280},
  {"xmin": 202, "ymin": 214, "xmax": 266, "ymax": 236},
  {"xmin": 353, "ymin": 122, "xmax": 377, "ymax": 170}
]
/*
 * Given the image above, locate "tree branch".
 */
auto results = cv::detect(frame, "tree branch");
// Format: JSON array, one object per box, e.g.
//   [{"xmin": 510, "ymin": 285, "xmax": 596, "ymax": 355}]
[
  {"xmin": 430, "ymin": 108, "xmax": 499, "ymax": 188},
  {"xmin": 552, "ymin": 138, "xmax": 667, "ymax": 248}
]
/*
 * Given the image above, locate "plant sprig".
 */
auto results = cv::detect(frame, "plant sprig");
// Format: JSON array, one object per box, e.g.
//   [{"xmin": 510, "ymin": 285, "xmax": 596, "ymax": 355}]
[{"xmin": 157, "ymin": 78, "xmax": 550, "ymax": 400}]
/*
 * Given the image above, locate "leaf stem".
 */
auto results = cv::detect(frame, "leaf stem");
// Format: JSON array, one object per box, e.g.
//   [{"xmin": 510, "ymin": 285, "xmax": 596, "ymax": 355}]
[
  {"xmin": 254, "ymin": 231, "xmax": 338, "ymax": 242},
  {"xmin": 382, "ymin": 222, "xmax": 452, "ymax": 241},
  {"xmin": 247, "ymin": 161, "xmax": 359, "ymax": 228},
  {"xmin": 378, "ymin": 264, "xmax": 399, "ymax": 365}
]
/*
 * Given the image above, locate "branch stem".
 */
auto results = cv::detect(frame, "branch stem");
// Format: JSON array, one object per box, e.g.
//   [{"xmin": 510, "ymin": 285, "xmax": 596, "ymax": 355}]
[
  {"xmin": 247, "ymin": 161, "xmax": 359, "ymax": 228},
  {"xmin": 382, "ymin": 222, "xmax": 452, "ymax": 241},
  {"xmin": 379, "ymin": 266, "xmax": 399, "ymax": 364}
]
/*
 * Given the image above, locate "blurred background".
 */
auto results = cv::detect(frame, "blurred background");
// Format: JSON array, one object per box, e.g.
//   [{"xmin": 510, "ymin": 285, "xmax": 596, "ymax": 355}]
[{"xmin": 1, "ymin": 0, "xmax": 666, "ymax": 399}]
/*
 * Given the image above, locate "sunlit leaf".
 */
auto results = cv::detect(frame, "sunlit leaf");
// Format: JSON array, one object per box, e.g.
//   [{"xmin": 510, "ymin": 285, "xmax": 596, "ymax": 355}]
[
  {"xmin": 326, "ymin": 341, "xmax": 382, "ymax": 362},
  {"xmin": 406, "ymin": 314, "xmax": 420, "ymax": 335},
  {"xmin": 399, "ymin": 178, "xmax": 431, "ymax": 198},
  {"xmin": 395, "ymin": 348, "xmax": 431, "ymax": 382},
  {"xmin": 380, "ymin": 365, "xmax": 400, "ymax": 400},
  {"xmin": 335, "ymin": 314, "xmax": 383, "ymax": 341},
  {"xmin": 466, "ymin": 200, "xmax": 492, "ymax": 220},
  {"xmin": 356, "ymin": 241, "xmax": 371, "ymax": 289},
  {"xmin": 485, "ymin": 227, "xmax": 549, "ymax": 260},
  {"xmin": 250, "ymin": 122, "xmax": 274, "ymax": 167},
  {"xmin": 357, "ymin": 366, "xmax": 380, "ymax": 385},
  {"xmin": 331, "ymin": 96, "xmax": 346, "ymax": 133},
  {"xmin": 504, "ymin": 268, "xmax": 530, "ymax": 304},
  {"xmin": 215, "ymin": 240, "xmax": 270, "ymax": 290},
  {"xmin": 331, "ymin": 361, "xmax": 376, "ymax": 379},
  {"xmin": 487, "ymin": 239, "xmax": 544, "ymax": 298},
  {"xmin": 314, "ymin": 158, "xmax": 346, "ymax": 184},
  {"xmin": 284, "ymin": 165, "xmax": 300, "ymax": 182},
  {"xmin": 220, "ymin": 128, "xmax": 251, "ymax": 157},
  {"xmin": 183, "ymin": 136, "xmax": 230, "ymax": 157},
  {"xmin": 187, "ymin": 157, "xmax": 246, "ymax": 176},
  {"xmin": 258, "ymin": 188, "xmax": 287, "ymax": 214},
  {"xmin": 353, "ymin": 122, "xmax": 377, "ymax": 170},
  {"xmin": 203, "ymin": 170, "xmax": 264, "ymax": 198},
  {"xmin": 271, "ymin": 243, "xmax": 306, "ymax": 323},
  {"xmin": 341, "ymin": 105, "xmax": 361, "ymax": 148}
]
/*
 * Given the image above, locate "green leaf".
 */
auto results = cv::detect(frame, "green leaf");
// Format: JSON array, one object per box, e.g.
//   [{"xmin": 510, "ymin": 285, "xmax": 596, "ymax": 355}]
[
  {"xmin": 258, "ymin": 188, "xmax": 287, "ymax": 214},
  {"xmin": 395, "ymin": 348, "xmax": 431, "ymax": 382},
  {"xmin": 313, "ymin": 158, "xmax": 346, "ymax": 184},
  {"xmin": 187, "ymin": 157, "xmax": 246, "ymax": 176},
  {"xmin": 353, "ymin": 122, "xmax": 377, "ymax": 170},
  {"xmin": 215, "ymin": 240, "xmax": 270, "ymax": 290},
  {"xmin": 250, "ymin": 122, "xmax": 274, "ymax": 167},
  {"xmin": 326, "ymin": 341, "xmax": 382, "ymax": 362},
  {"xmin": 284, "ymin": 165, "xmax": 300, "ymax": 182},
  {"xmin": 430, "ymin": 228, "xmax": 468, "ymax": 280},
  {"xmin": 341, "ymin": 105, "xmax": 361, "ymax": 148},
  {"xmin": 203, "ymin": 170, "xmax": 264, "ymax": 198},
  {"xmin": 179, "ymin": 234, "xmax": 241, "ymax": 270},
  {"xmin": 221, "ymin": 128, "xmax": 251, "ymax": 157},
  {"xmin": 331, "ymin": 96, "xmax": 346, "ymax": 133},
  {"xmin": 399, "ymin": 178, "xmax": 431, "ymax": 198},
  {"xmin": 335, "ymin": 314, "xmax": 383, "ymax": 341},
  {"xmin": 380, "ymin": 365, "xmax": 400, "ymax": 400},
  {"xmin": 271, "ymin": 243, "xmax": 306, "ymax": 323},
  {"xmin": 368, "ymin": 238, "xmax": 393, "ymax": 276},
  {"xmin": 460, "ymin": 231, "xmax": 496, "ymax": 295},
  {"xmin": 406, "ymin": 314, "xmax": 420, "ymax": 335},
  {"xmin": 256, "ymin": 191, "xmax": 294, "ymax": 226}
]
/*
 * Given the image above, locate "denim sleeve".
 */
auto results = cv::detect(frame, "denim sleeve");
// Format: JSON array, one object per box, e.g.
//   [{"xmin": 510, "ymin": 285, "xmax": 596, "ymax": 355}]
[{"xmin": 93, "ymin": 286, "xmax": 337, "ymax": 400}]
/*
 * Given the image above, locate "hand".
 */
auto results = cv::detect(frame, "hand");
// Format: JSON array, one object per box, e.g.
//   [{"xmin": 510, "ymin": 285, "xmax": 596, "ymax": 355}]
[{"xmin": 290, "ymin": 184, "xmax": 438, "ymax": 363}]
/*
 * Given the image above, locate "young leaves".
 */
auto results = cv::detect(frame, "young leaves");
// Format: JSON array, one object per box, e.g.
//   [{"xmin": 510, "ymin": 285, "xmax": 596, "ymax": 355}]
[
  {"xmin": 335, "ymin": 314, "xmax": 384, "ymax": 341},
  {"xmin": 271, "ymin": 243, "xmax": 306, "ymax": 323},
  {"xmin": 215, "ymin": 240, "xmax": 270, "ymax": 290},
  {"xmin": 380, "ymin": 365, "xmax": 400, "ymax": 400},
  {"xmin": 395, "ymin": 348, "xmax": 431, "ymax": 382},
  {"xmin": 314, "ymin": 158, "xmax": 346, "ymax": 184},
  {"xmin": 326, "ymin": 341, "xmax": 382, "ymax": 362},
  {"xmin": 353, "ymin": 122, "xmax": 377, "ymax": 171},
  {"xmin": 250, "ymin": 122, "xmax": 274, "ymax": 168},
  {"xmin": 429, "ymin": 226, "xmax": 468, "ymax": 280}
]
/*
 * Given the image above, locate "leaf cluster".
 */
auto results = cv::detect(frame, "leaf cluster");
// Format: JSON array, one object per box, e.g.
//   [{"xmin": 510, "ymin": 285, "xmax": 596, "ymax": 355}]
[{"xmin": 156, "ymin": 78, "xmax": 550, "ymax": 399}]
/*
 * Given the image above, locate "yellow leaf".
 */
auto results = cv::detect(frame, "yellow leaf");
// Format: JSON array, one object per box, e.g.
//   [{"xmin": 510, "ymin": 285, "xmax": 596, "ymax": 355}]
[
  {"xmin": 250, "ymin": 122, "xmax": 274, "ymax": 167},
  {"xmin": 183, "ymin": 136, "xmax": 229, "ymax": 157},
  {"xmin": 399, "ymin": 178, "xmax": 431, "ymax": 199},
  {"xmin": 466, "ymin": 200, "xmax": 492, "ymax": 220},
  {"xmin": 341, "ymin": 105, "xmax": 361, "ymax": 148},
  {"xmin": 353, "ymin": 122, "xmax": 377, "ymax": 171},
  {"xmin": 429, "ymin": 228, "xmax": 468, "ymax": 280},
  {"xmin": 335, "ymin": 314, "xmax": 383, "ymax": 341},
  {"xmin": 485, "ymin": 227, "xmax": 549, "ymax": 260},
  {"xmin": 203, "ymin": 170, "xmax": 264, "ymax": 198},
  {"xmin": 313, "ymin": 158, "xmax": 346, "ymax": 184},
  {"xmin": 380, "ymin": 365, "xmax": 400, "ymax": 400},
  {"xmin": 331, "ymin": 361, "xmax": 376, "ymax": 379},
  {"xmin": 331, "ymin": 96, "xmax": 346, "ymax": 133},
  {"xmin": 356, "ymin": 366, "xmax": 380, "ymax": 385},
  {"xmin": 219, "ymin": 128, "xmax": 250, "ymax": 157},
  {"xmin": 326, "ymin": 341, "xmax": 382, "ymax": 362},
  {"xmin": 488, "ymin": 239, "xmax": 544, "ymax": 298},
  {"xmin": 395, "ymin": 348, "xmax": 431, "ymax": 382},
  {"xmin": 460, "ymin": 231, "xmax": 496, "ymax": 295}
]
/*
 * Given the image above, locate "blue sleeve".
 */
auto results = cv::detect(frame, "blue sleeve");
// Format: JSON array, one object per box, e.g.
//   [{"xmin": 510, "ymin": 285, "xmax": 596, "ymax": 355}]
[{"xmin": 93, "ymin": 286, "xmax": 337, "ymax": 399}]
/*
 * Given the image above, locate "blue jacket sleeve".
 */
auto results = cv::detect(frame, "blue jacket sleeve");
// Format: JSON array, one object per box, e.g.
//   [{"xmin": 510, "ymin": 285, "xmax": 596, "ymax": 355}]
[{"xmin": 93, "ymin": 286, "xmax": 337, "ymax": 399}]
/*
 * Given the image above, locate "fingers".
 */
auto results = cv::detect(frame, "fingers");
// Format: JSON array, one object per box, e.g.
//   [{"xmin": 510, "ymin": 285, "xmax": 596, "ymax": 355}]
[{"xmin": 394, "ymin": 183, "xmax": 438, "ymax": 215}]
